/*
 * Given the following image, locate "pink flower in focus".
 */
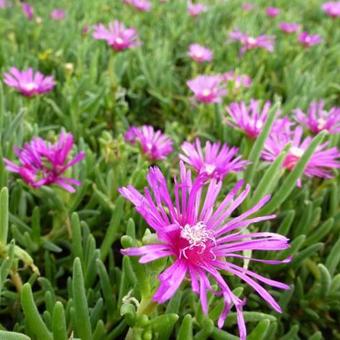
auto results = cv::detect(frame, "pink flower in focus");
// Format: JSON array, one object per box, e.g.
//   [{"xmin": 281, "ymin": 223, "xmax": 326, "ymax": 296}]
[
  {"xmin": 242, "ymin": 3, "xmax": 254, "ymax": 11},
  {"xmin": 187, "ymin": 75, "xmax": 226, "ymax": 104},
  {"xmin": 22, "ymin": 2, "xmax": 33, "ymax": 20},
  {"xmin": 120, "ymin": 163, "xmax": 290, "ymax": 340},
  {"xmin": 124, "ymin": 0, "xmax": 152, "ymax": 12},
  {"xmin": 294, "ymin": 101, "xmax": 340, "ymax": 134},
  {"xmin": 263, "ymin": 124, "xmax": 340, "ymax": 182},
  {"xmin": 188, "ymin": 44, "xmax": 213, "ymax": 63},
  {"xmin": 125, "ymin": 125, "xmax": 173, "ymax": 161},
  {"xmin": 93, "ymin": 20, "xmax": 140, "ymax": 52},
  {"xmin": 180, "ymin": 138, "xmax": 248, "ymax": 180},
  {"xmin": 188, "ymin": 2, "xmax": 207, "ymax": 17},
  {"xmin": 4, "ymin": 132, "xmax": 85, "ymax": 192},
  {"xmin": 222, "ymin": 71, "xmax": 252, "ymax": 89},
  {"xmin": 298, "ymin": 32, "xmax": 322, "ymax": 47},
  {"xmin": 50, "ymin": 8, "xmax": 66, "ymax": 21},
  {"xmin": 278, "ymin": 22, "xmax": 301, "ymax": 34},
  {"xmin": 226, "ymin": 100, "xmax": 273, "ymax": 138},
  {"xmin": 229, "ymin": 30, "xmax": 275, "ymax": 55},
  {"xmin": 3, "ymin": 67, "xmax": 55, "ymax": 97},
  {"xmin": 322, "ymin": 2, "xmax": 340, "ymax": 17},
  {"xmin": 266, "ymin": 7, "xmax": 280, "ymax": 17}
]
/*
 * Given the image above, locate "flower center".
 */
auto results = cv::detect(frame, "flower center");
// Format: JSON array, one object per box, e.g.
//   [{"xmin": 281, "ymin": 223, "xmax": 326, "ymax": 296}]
[
  {"xmin": 290, "ymin": 146, "xmax": 304, "ymax": 157},
  {"xmin": 202, "ymin": 89, "xmax": 211, "ymax": 97},
  {"xmin": 23, "ymin": 82, "xmax": 37, "ymax": 91},
  {"xmin": 317, "ymin": 117, "xmax": 326, "ymax": 130},
  {"xmin": 115, "ymin": 37, "xmax": 124, "ymax": 45},
  {"xmin": 247, "ymin": 37, "xmax": 256, "ymax": 45},
  {"xmin": 195, "ymin": 51, "xmax": 203, "ymax": 58},
  {"xmin": 283, "ymin": 146, "xmax": 304, "ymax": 170},
  {"xmin": 203, "ymin": 163, "xmax": 216, "ymax": 176},
  {"xmin": 181, "ymin": 222, "xmax": 215, "ymax": 247}
]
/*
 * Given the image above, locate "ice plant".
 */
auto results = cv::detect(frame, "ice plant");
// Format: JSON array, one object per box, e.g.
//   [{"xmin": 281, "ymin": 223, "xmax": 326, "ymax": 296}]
[
  {"xmin": 0, "ymin": 0, "xmax": 8, "ymax": 9},
  {"xmin": 22, "ymin": 2, "xmax": 33, "ymax": 20},
  {"xmin": 119, "ymin": 163, "xmax": 290, "ymax": 340},
  {"xmin": 278, "ymin": 22, "xmax": 301, "ymax": 34},
  {"xmin": 263, "ymin": 124, "xmax": 340, "ymax": 183},
  {"xmin": 188, "ymin": 2, "xmax": 207, "ymax": 17},
  {"xmin": 187, "ymin": 75, "xmax": 226, "ymax": 104},
  {"xmin": 294, "ymin": 101, "xmax": 340, "ymax": 134},
  {"xmin": 222, "ymin": 71, "xmax": 252, "ymax": 89},
  {"xmin": 124, "ymin": 0, "xmax": 152, "ymax": 12},
  {"xmin": 180, "ymin": 138, "xmax": 248, "ymax": 180},
  {"xmin": 3, "ymin": 67, "xmax": 55, "ymax": 97},
  {"xmin": 229, "ymin": 30, "xmax": 275, "ymax": 55},
  {"xmin": 266, "ymin": 7, "xmax": 280, "ymax": 17},
  {"xmin": 3, "ymin": 132, "xmax": 85, "ymax": 192},
  {"xmin": 50, "ymin": 8, "xmax": 66, "ymax": 21},
  {"xmin": 93, "ymin": 20, "xmax": 140, "ymax": 51},
  {"xmin": 226, "ymin": 100, "xmax": 273, "ymax": 138},
  {"xmin": 124, "ymin": 125, "xmax": 173, "ymax": 161},
  {"xmin": 322, "ymin": 1, "xmax": 340, "ymax": 17},
  {"xmin": 188, "ymin": 44, "xmax": 213, "ymax": 63},
  {"xmin": 298, "ymin": 32, "xmax": 322, "ymax": 47}
]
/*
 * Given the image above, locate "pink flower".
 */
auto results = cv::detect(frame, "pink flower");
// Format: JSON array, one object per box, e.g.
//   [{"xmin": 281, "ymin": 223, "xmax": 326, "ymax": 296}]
[
  {"xmin": 22, "ymin": 2, "xmax": 33, "ymax": 20},
  {"xmin": 229, "ymin": 30, "xmax": 275, "ymax": 55},
  {"xmin": 4, "ymin": 132, "xmax": 85, "ymax": 192},
  {"xmin": 278, "ymin": 22, "xmax": 301, "ymax": 34},
  {"xmin": 180, "ymin": 138, "xmax": 248, "ymax": 180},
  {"xmin": 242, "ymin": 3, "xmax": 254, "ymax": 11},
  {"xmin": 188, "ymin": 44, "xmax": 213, "ymax": 63},
  {"xmin": 263, "ymin": 124, "xmax": 340, "ymax": 182},
  {"xmin": 226, "ymin": 100, "xmax": 273, "ymax": 138},
  {"xmin": 322, "ymin": 1, "xmax": 340, "ymax": 17},
  {"xmin": 0, "ymin": 0, "xmax": 8, "ymax": 9},
  {"xmin": 125, "ymin": 125, "xmax": 173, "ymax": 161},
  {"xmin": 93, "ymin": 20, "xmax": 140, "ymax": 52},
  {"xmin": 3, "ymin": 67, "xmax": 55, "ymax": 97},
  {"xmin": 124, "ymin": 0, "xmax": 152, "ymax": 12},
  {"xmin": 298, "ymin": 32, "xmax": 322, "ymax": 47},
  {"xmin": 50, "ymin": 8, "xmax": 66, "ymax": 21},
  {"xmin": 188, "ymin": 2, "xmax": 207, "ymax": 17},
  {"xmin": 119, "ymin": 163, "xmax": 290, "ymax": 340},
  {"xmin": 294, "ymin": 101, "xmax": 340, "ymax": 134},
  {"xmin": 222, "ymin": 71, "xmax": 252, "ymax": 89},
  {"xmin": 266, "ymin": 7, "xmax": 280, "ymax": 17},
  {"xmin": 187, "ymin": 75, "xmax": 226, "ymax": 104}
]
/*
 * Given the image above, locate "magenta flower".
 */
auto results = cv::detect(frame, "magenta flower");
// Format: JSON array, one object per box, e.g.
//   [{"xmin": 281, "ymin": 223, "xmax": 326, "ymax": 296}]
[
  {"xmin": 4, "ymin": 132, "xmax": 85, "ymax": 192},
  {"xmin": 93, "ymin": 21, "xmax": 140, "ymax": 52},
  {"xmin": 0, "ymin": 0, "xmax": 8, "ymax": 9},
  {"xmin": 120, "ymin": 163, "xmax": 290, "ymax": 340},
  {"xmin": 188, "ymin": 2, "xmax": 207, "ymax": 17},
  {"xmin": 278, "ymin": 22, "xmax": 301, "ymax": 34},
  {"xmin": 188, "ymin": 44, "xmax": 213, "ymax": 63},
  {"xmin": 226, "ymin": 100, "xmax": 272, "ymax": 138},
  {"xmin": 298, "ymin": 32, "xmax": 322, "ymax": 47},
  {"xmin": 187, "ymin": 75, "xmax": 226, "ymax": 104},
  {"xmin": 50, "ymin": 8, "xmax": 66, "ymax": 21},
  {"xmin": 124, "ymin": 125, "xmax": 173, "ymax": 161},
  {"xmin": 322, "ymin": 2, "xmax": 340, "ymax": 17},
  {"xmin": 22, "ymin": 2, "xmax": 33, "ymax": 20},
  {"xmin": 266, "ymin": 7, "xmax": 280, "ymax": 17},
  {"xmin": 229, "ymin": 31, "xmax": 275, "ymax": 55},
  {"xmin": 242, "ymin": 3, "xmax": 254, "ymax": 11},
  {"xmin": 222, "ymin": 71, "xmax": 252, "ymax": 89},
  {"xmin": 263, "ymin": 124, "xmax": 340, "ymax": 182},
  {"xmin": 180, "ymin": 139, "xmax": 248, "ymax": 180},
  {"xmin": 3, "ymin": 67, "xmax": 55, "ymax": 97},
  {"xmin": 294, "ymin": 101, "xmax": 340, "ymax": 134},
  {"xmin": 124, "ymin": 0, "xmax": 152, "ymax": 12}
]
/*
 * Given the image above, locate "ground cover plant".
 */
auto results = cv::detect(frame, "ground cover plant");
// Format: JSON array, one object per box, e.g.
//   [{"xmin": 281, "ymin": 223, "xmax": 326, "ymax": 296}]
[{"xmin": 0, "ymin": 0, "xmax": 339, "ymax": 339}]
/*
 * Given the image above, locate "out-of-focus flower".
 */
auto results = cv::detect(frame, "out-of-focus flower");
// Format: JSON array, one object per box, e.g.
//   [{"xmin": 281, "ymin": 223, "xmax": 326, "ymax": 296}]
[
  {"xmin": 4, "ymin": 132, "xmax": 85, "ymax": 192},
  {"xmin": 22, "ymin": 2, "xmax": 33, "ymax": 20},
  {"xmin": 229, "ymin": 30, "xmax": 275, "ymax": 55},
  {"xmin": 298, "ymin": 32, "xmax": 322, "ymax": 47},
  {"xmin": 294, "ymin": 101, "xmax": 340, "ymax": 134},
  {"xmin": 93, "ymin": 20, "xmax": 140, "ymax": 51},
  {"xmin": 50, "ymin": 8, "xmax": 66, "ymax": 21},
  {"xmin": 0, "ymin": 0, "xmax": 8, "ymax": 9},
  {"xmin": 278, "ymin": 22, "xmax": 301, "ymax": 33},
  {"xmin": 263, "ymin": 124, "xmax": 340, "ymax": 183},
  {"xmin": 226, "ymin": 100, "xmax": 273, "ymax": 138},
  {"xmin": 266, "ymin": 7, "xmax": 280, "ymax": 17},
  {"xmin": 120, "ymin": 163, "xmax": 290, "ymax": 340},
  {"xmin": 124, "ymin": 125, "xmax": 173, "ymax": 161},
  {"xmin": 187, "ymin": 75, "xmax": 226, "ymax": 104},
  {"xmin": 3, "ymin": 67, "xmax": 55, "ymax": 97},
  {"xmin": 180, "ymin": 138, "xmax": 248, "ymax": 180},
  {"xmin": 188, "ymin": 44, "xmax": 213, "ymax": 63},
  {"xmin": 188, "ymin": 2, "xmax": 207, "ymax": 17},
  {"xmin": 322, "ymin": 1, "xmax": 340, "ymax": 17},
  {"xmin": 242, "ymin": 2, "xmax": 254, "ymax": 11},
  {"xmin": 222, "ymin": 71, "xmax": 252, "ymax": 89},
  {"xmin": 124, "ymin": 0, "xmax": 152, "ymax": 12}
]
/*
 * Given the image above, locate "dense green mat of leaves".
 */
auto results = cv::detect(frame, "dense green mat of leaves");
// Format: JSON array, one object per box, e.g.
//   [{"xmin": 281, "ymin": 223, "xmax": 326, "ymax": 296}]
[{"xmin": 0, "ymin": 0, "xmax": 339, "ymax": 339}]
